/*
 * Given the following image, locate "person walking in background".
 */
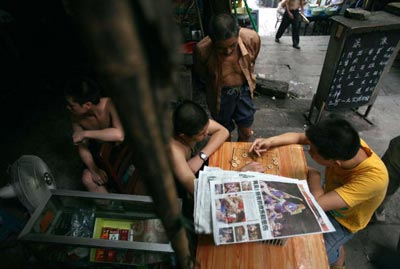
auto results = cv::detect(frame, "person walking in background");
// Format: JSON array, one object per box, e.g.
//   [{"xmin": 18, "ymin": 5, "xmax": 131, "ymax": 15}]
[
  {"xmin": 194, "ymin": 13, "xmax": 261, "ymax": 141},
  {"xmin": 275, "ymin": 0, "xmax": 304, "ymax": 49}
]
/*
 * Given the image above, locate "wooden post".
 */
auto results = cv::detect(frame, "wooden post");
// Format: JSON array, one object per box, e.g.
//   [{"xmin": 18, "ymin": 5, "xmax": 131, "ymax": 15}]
[{"xmin": 69, "ymin": 1, "xmax": 193, "ymax": 268}]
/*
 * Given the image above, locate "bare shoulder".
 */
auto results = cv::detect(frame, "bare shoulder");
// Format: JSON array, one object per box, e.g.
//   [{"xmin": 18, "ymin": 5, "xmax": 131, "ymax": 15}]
[
  {"xmin": 102, "ymin": 97, "xmax": 113, "ymax": 109},
  {"xmin": 239, "ymin": 28, "xmax": 261, "ymax": 49},
  {"xmin": 240, "ymin": 28, "xmax": 259, "ymax": 40},
  {"xmin": 195, "ymin": 36, "xmax": 213, "ymax": 60},
  {"xmin": 170, "ymin": 138, "xmax": 186, "ymax": 155},
  {"xmin": 208, "ymin": 119, "xmax": 227, "ymax": 133},
  {"xmin": 100, "ymin": 97, "xmax": 118, "ymax": 116},
  {"xmin": 170, "ymin": 138, "xmax": 191, "ymax": 162}
]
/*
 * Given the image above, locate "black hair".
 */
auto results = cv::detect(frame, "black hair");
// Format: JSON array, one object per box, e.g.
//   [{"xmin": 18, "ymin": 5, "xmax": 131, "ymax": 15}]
[
  {"xmin": 64, "ymin": 77, "xmax": 101, "ymax": 105},
  {"xmin": 208, "ymin": 13, "xmax": 239, "ymax": 43},
  {"xmin": 173, "ymin": 100, "xmax": 209, "ymax": 136},
  {"xmin": 305, "ymin": 118, "xmax": 361, "ymax": 160}
]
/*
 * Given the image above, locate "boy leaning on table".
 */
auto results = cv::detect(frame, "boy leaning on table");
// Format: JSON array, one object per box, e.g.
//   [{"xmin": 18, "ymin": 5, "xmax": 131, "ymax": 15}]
[
  {"xmin": 169, "ymin": 100, "xmax": 264, "ymax": 196},
  {"xmin": 249, "ymin": 117, "xmax": 388, "ymax": 268}
]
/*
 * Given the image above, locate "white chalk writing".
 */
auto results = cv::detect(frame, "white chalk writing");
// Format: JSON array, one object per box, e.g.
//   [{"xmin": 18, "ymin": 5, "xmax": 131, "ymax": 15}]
[
  {"xmin": 353, "ymin": 38, "xmax": 362, "ymax": 48},
  {"xmin": 327, "ymin": 32, "xmax": 397, "ymax": 109},
  {"xmin": 347, "ymin": 52, "xmax": 354, "ymax": 59}
]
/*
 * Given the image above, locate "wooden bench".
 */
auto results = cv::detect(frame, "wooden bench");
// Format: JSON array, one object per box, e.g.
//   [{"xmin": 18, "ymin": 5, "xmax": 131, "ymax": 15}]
[{"xmin": 98, "ymin": 142, "xmax": 146, "ymax": 195}]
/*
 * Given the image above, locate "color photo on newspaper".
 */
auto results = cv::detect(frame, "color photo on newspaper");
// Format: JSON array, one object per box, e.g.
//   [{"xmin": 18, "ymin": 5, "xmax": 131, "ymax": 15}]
[{"xmin": 209, "ymin": 172, "xmax": 335, "ymax": 245}]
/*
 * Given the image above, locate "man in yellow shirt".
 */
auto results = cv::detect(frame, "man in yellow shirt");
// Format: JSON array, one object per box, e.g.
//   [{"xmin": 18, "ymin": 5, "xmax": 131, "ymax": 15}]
[{"xmin": 249, "ymin": 118, "xmax": 388, "ymax": 268}]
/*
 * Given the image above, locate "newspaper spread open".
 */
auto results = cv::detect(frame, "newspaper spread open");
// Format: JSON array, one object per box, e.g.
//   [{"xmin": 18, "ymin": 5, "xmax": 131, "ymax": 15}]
[{"xmin": 194, "ymin": 167, "xmax": 335, "ymax": 245}]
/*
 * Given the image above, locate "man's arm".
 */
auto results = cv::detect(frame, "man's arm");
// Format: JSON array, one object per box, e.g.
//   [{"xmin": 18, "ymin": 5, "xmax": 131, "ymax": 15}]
[
  {"xmin": 77, "ymin": 142, "xmax": 96, "ymax": 171},
  {"xmin": 251, "ymin": 30, "xmax": 261, "ymax": 62},
  {"xmin": 77, "ymin": 144, "xmax": 108, "ymax": 185},
  {"xmin": 73, "ymin": 122, "xmax": 108, "ymax": 185},
  {"xmin": 187, "ymin": 119, "xmax": 229, "ymax": 173},
  {"xmin": 300, "ymin": 0, "xmax": 305, "ymax": 12},
  {"xmin": 73, "ymin": 99, "xmax": 125, "ymax": 144},
  {"xmin": 284, "ymin": 0, "xmax": 293, "ymax": 18},
  {"xmin": 253, "ymin": 34, "xmax": 261, "ymax": 65},
  {"xmin": 170, "ymin": 145, "xmax": 196, "ymax": 194},
  {"xmin": 249, "ymin": 132, "xmax": 309, "ymax": 156},
  {"xmin": 278, "ymin": 0, "xmax": 286, "ymax": 8},
  {"xmin": 307, "ymin": 167, "xmax": 348, "ymax": 211}
]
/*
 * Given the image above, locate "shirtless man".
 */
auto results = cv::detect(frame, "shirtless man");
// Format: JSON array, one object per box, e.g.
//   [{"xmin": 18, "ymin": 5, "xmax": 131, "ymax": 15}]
[
  {"xmin": 275, "ymin": 0, "xmax": 304, "ymax": 49},
  {"xmin": 65, "ymin": 77, "xmax": 125, "ymax": 193},
  {"xmin": 194, "ymin": 13, "xmax": 261, "ymax": 141},
  {"xmin": 169, "ymin": 100, "xmax": 263, "ymax": 195}
]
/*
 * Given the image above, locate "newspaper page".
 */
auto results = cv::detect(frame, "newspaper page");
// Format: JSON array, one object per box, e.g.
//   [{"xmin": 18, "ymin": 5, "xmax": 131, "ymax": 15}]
[
  {"xmin": 195, "ymin": 167, "xmax": 292, "ymax": 234},
  {"xmin": 195, "ymin": 167, "xmax": 258, "ymax": 234},
  {"xmin": 206, "ymin": 170, "xmax": 335, "ymax": 245},
  {"xmin": 194, "ymin": 167, "xmax": 229, "ymax": 234},
  {"xmin": 194, "ymin": 167, "xmax": 297, "ymax": 234}
]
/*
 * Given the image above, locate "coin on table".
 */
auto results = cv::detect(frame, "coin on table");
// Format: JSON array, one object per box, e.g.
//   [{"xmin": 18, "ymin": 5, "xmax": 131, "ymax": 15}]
[
  {"xmin": 236, "ymin": 160, "xmax": 241, "ymax": 164},
  {"xmin": 268, "ymin": 164, "xmax": 273, "ymax": 169},
  {"xmin": 242, "ymin": 153, "xmax": 248, "ymax": 158},
  {"xmin": 232, "ymin": 162, "xmax": 238, "ymax": 167},
  {"xmin": 232, "ymin": 156, "xmax": 238, "ymax": 161}
]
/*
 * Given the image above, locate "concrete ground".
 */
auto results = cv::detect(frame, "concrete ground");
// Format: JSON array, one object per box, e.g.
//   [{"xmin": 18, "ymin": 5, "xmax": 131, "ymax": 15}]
[
  {"xmin": 1, "ymin": 4, "xmax": 399, "ymax": 269},
  {"xmin": 251, "ymin": 5, "xmax": 400, "ymax": 269},
  {"xmin": 253, "ymin": 34, "xmax": 400, "ymax": 269}
]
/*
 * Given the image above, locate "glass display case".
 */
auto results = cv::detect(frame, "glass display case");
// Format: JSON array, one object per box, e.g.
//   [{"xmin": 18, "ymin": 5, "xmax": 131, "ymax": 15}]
[{"xmin": 18, "ymin": 189, "xmax": 177, "ymax": 268}]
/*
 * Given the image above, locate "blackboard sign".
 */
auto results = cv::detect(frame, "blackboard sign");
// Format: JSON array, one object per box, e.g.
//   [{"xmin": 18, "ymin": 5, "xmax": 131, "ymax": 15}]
[
  {"xmin": 326, "ymin": 30, "xmax": 400, "ymax": 109},
  {"xmin": 306, "ymin": 11, "xmax": 400, "ymax": 124}
]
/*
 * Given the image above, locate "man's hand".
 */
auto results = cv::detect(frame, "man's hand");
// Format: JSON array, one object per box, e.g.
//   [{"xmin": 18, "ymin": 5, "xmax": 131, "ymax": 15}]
[
  {"xmin": 249, "ymin": 138, "xmax": 273, "ymax": 157},
  {"xmin": 72, "ymin": 130, "xmax": 86, "ymax": 145},
  {"xmin": 90, "ymin": 168, "xmax": 108, "ymax": 186},
  {"xmin": 188, "ymin": 154, "xmax": 207, "ymax": 174},
  {"xmin": 241, "ymin": 162, "xmax": 265, "ymax": 173}
]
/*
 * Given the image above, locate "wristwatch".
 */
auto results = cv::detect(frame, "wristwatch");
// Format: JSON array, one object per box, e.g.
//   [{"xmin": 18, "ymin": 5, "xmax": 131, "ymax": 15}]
[{"xmin": 199, "ymin": 151, "xmax": 209, "ymax": 162}]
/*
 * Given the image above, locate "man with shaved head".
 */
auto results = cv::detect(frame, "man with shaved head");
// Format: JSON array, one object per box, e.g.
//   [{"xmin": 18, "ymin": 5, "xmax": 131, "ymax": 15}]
[{"xmin": 194, "ymin": 13, "xmax": 260, "ymax": 142}]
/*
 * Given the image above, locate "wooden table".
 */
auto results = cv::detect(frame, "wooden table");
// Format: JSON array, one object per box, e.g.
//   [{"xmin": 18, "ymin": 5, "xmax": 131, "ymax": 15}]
[{"xmin": 196, "ymin": 142, "xmax": 329, "ymax": 269}]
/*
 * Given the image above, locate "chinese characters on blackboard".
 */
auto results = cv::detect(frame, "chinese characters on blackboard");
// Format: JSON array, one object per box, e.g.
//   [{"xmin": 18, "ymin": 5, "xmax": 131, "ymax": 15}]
[{"xmin": 327, "ymin": 31, "xmax": 399, "ymax": 109}]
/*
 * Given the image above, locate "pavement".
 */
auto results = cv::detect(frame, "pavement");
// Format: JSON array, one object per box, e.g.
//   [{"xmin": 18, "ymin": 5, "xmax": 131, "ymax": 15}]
[
  {"xmin": 253, "ymin": 34, "xmax": 400, "ymax": 269},
  {"xmin": 0, "ymin": 5, "xmax": 399, "ymax": 269},
  {"xmin": 251, "ymin": 6, "xmax": 400, "ymax": 269}
]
